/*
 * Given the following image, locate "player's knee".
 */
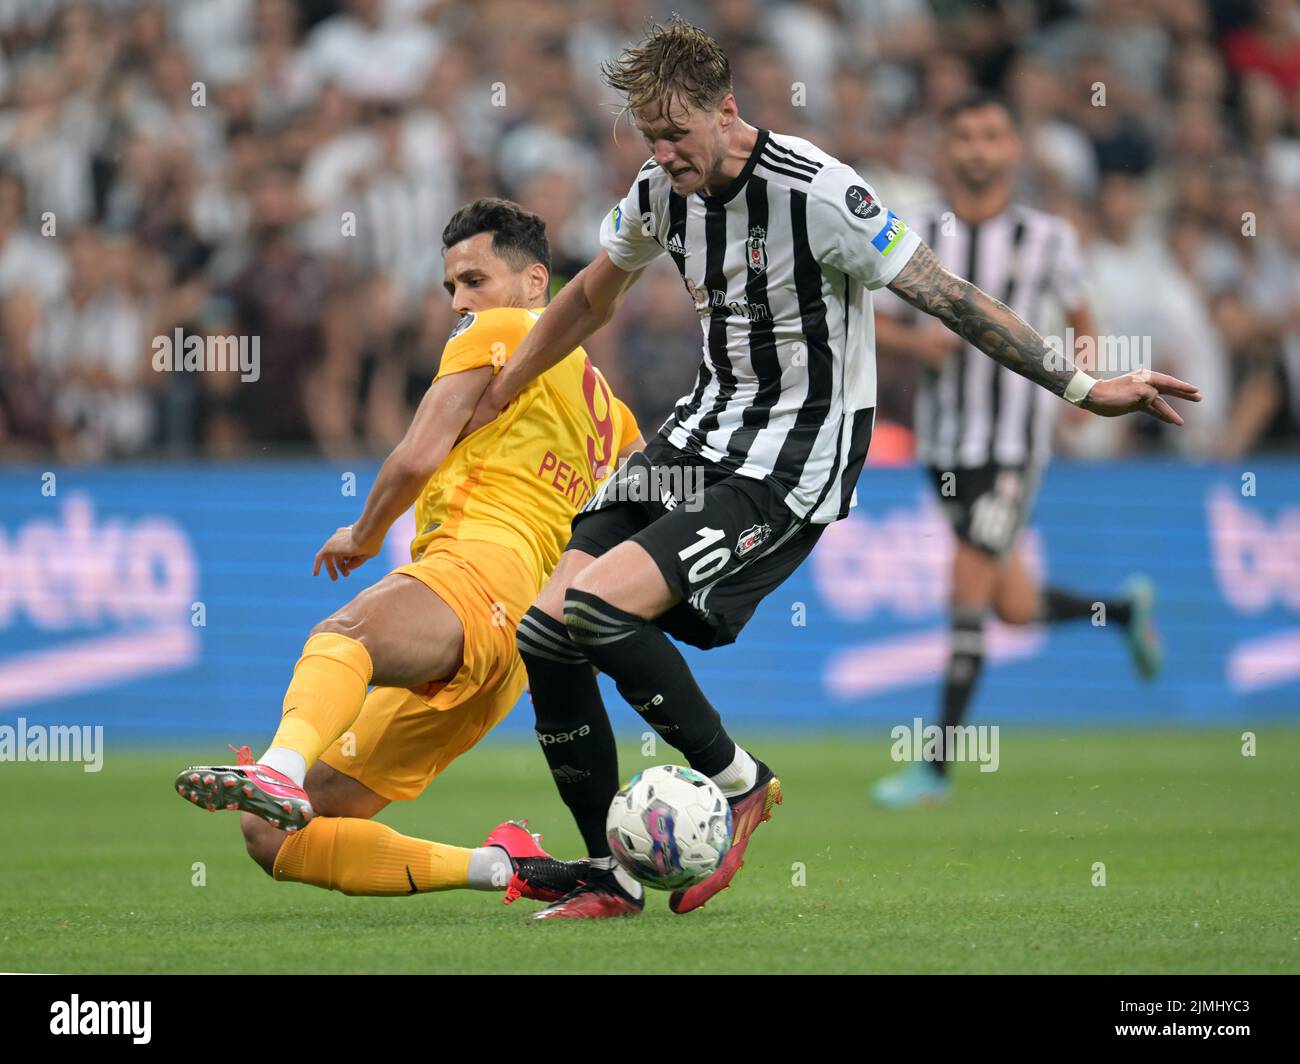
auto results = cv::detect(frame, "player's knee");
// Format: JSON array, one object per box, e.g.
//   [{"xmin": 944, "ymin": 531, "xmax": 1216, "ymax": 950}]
[
  {"xmin": 517, "ymin": 603, "xmax": 583, "ymax": 666},
  {"xmin": 565, "ymin": 563, "xmax": 602, "ymax": 602},
  {"xmin": 994, "ymin": 594, "xmax": 1035, "ymax": 626},
  {"xmin": 529, "ymin": 586, "xmax": 568, "ymax": 625},
  {"xmin": 561, "ymin": 593, "xmax": 591, "ymax": 645},
  {"xmin": 562, "ymin": 586, "xmax": 634, "ymax": 650},
  {"xmin": 992, "ymin": 578, "xmax": 1038, "ymax": 625},
  {"xmin": 239, "ymin": 812, "xmax": 282, "ymax": 877},
  {"xmin": 308, "ymin": 611, "xmax": 371, "ymax": 650},
  {"xmin": 534, "ymin": 551, "xmax": 592, "ymax": 623}
]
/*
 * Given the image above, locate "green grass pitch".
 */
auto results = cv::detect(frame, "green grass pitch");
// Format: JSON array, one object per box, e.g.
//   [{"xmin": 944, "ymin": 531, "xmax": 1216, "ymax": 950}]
[{"xmin": 2, "ymin": 729, "xmax": 1297, "ymax": 974}]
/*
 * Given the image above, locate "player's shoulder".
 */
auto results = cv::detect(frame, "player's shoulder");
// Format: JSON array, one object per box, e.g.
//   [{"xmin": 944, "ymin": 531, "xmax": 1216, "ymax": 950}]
[
  {"xmin": 445, "ymin": 305, "xmax": 532, "ymax": 347},
  {"xmin": 629, "ymin": 156, "xmax": 674, "ymax": 198},
  {"xmin": 765, "ymin": 130, "xmax": 839, "ymax": 169},
  {"xmin": 766, "ymin": 133, "xmax": 885, "ymax": 207},
  {"xmin": 436, "ymin": 306, "xmax": 537, "ymax": 378},
  {"xmin": 754, "ymin": 130, "xmax": 837, "ymax": 191}
]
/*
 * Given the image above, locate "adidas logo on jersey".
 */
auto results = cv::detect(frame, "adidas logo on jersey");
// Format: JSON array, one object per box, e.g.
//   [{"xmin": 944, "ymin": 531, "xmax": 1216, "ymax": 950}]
[{"xmin": 665, "ymin": 230, "xmax": 690, "ymax": 257}]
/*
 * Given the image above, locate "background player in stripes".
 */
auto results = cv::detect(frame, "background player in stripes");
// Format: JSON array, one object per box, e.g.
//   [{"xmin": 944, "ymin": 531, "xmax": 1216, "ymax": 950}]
[
  {"xmin": 464, "ymin": 18, "xmax": 1201, "ymax": 920},
  {"xmin": 871, "ymin": 93, "xmax": 1164, "ymax": 808}
]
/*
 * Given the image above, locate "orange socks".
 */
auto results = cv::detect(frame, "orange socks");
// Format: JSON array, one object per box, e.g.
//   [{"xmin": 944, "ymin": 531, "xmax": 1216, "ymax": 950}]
[
  {"xmin": 273, "ymin": 817, "xmax": 473, "ymax": 896},
  {"xmin": 267, "ymin": 632, "xmax": 373, "ymax": 771}
]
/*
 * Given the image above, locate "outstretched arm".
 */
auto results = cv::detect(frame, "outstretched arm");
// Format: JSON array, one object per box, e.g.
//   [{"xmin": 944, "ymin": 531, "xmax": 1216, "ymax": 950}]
[
  {"xmin": 886, "ymin": 243, "xmax": 1201, "ymax": 424},
  {"xmin": 314, "ymin": 366, "xmax": 492, "ymax": 580},
  {"xmin": 460, "ymin": 251, "xmax": 643, "ymax": 438}
]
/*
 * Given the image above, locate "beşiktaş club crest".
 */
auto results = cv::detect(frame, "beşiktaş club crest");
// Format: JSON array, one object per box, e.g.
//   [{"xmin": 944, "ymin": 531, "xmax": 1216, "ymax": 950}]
[
  {"xmin": 746, "ymin": 225, "xmax": 768, "ymax": 273},
  {"xmin": 736, "ymin": 522, "xmax": 772, "ymax": 556}
]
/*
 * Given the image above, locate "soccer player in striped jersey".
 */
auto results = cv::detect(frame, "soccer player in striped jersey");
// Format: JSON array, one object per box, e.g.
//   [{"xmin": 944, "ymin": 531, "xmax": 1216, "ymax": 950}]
[
  {"xmin": 871, "ymin": 94, "xmax": 1165, "ymax": 808},
  {"xmin": 465, "ymin": 18, "xmax": 1201, "ymax": 919},
  {"xmin": 173, "ymin": 199, "xmax": 643, "ymax": 904}
]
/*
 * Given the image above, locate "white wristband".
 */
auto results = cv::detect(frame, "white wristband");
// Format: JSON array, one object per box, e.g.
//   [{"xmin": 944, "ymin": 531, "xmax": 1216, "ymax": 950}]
[{"xmin": 1063, "ymin": 369, "xmax": 1097, "ymax": 406}]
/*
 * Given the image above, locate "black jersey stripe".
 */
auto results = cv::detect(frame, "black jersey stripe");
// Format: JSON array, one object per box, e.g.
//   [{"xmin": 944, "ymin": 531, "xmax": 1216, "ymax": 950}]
[
  {"xmin": 826, "ymin": 273, "xmax": 857, "ymax": 522},
  {"xmin": 760, "ymin": 147, "xmax": 818, "ymax": 177},
  {"xmin": 765, "ymin": 139, "xmax": 823, "ymax": 172},
  {"xmin": 758, "ymin": 152, "xmax": 816, "ymax": 184},
  {"xmin": 988, "ymin": 215, "xmax": 1028, "ymax": 457},
  {"xmin": 806, "ymin": 273, "xmax": 850, "ymax": 518},
  {"xmin": 694, "ymin": 197, "xmax": 738, "ymax": 436},
  {"xmin": 666, "ymin": 189, "xmax": 687, "ymax": 270},
  {"xmin": 771, "ymin": 188, "xmax": 835, "ymax": 493},
  {"xmin": 836, "ymin": 406, "xmax": 876, "ymax": 519},
  {"xmin": 668, "ymin": 192, "xmax": 711, "ymax": 427},
  {"xmin": 720, "ymin": 176, "xmax": 781, "ymax": 466},
  {"xmin": 637, "ymin": 177, "xmax": 653, "ymax": 245}
]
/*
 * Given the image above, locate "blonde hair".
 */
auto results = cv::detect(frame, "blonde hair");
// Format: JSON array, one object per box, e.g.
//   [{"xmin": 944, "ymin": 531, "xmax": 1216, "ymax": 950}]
[{"xmin": 600, "ymin": 15, "xmax": 733, "ymax": 120}]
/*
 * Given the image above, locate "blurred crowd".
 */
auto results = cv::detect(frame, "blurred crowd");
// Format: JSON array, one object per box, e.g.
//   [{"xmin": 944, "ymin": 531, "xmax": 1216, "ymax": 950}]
[{"xmin": 0, "ymin": 0, "xmax": 1298, "ymax": 463}]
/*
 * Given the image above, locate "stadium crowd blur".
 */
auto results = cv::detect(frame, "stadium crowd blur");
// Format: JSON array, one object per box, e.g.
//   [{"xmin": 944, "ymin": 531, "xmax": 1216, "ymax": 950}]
[{"xmin": 0, "ymin": 0, "xmax": 1298, "ymax": 463}]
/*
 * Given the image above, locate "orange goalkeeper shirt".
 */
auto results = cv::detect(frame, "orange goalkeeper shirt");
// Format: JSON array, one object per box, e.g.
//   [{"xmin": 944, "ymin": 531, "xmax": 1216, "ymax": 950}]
[{"xmin": 410, "ymin": 306, "xmax": 641, "ymax": 590}]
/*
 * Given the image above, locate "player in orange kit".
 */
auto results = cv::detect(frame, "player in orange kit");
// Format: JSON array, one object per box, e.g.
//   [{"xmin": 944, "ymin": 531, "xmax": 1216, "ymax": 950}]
[{"xmin": 174, "ymin": 199, "xmax": 643, "ymax": 903}]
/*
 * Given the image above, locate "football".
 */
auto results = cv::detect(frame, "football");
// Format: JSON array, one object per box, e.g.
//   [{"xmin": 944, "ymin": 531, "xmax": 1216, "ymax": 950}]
[{"xmin": 605, "ymin": 765, "xmax": 734, "ymax": 890}]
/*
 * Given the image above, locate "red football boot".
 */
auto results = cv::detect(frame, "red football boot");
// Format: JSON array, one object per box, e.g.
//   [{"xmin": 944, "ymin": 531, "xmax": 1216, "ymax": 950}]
[
  {"xmin": 174, "ymin": 756, "xmax": 313, "ymax": 832},
  {"xmin": 530, "ymin": 867, "xmax": 644, "ymax": 921},
  {"xmin": 669, "ymin": 766, "xmax": 782, "ymax": 914},
  {"xmin": 483, "ymin": 819, "xmax": 590, "ymax": 904}
]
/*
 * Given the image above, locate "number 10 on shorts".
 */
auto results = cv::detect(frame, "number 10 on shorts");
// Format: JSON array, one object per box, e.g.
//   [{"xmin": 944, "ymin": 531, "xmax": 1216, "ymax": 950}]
[{"xmin": 678, "ymin": 526, "xmax": 731, "ymax": 585}]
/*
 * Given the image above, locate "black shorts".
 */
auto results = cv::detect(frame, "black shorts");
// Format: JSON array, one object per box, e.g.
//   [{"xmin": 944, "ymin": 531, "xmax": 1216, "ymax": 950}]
[
  {"xmin": 567, "ymin": 436, "xmax": 824, "ymax": 649},
  {"xmin": 927, "ymin": 462, "xmax": 1041, "ymax": 558}
]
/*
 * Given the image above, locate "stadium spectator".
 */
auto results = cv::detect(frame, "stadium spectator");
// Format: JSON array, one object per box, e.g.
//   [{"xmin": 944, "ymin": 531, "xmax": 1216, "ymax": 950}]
[{"xmin": 0, "ymin": 0, "xmax": 1291, "ymax": 463}]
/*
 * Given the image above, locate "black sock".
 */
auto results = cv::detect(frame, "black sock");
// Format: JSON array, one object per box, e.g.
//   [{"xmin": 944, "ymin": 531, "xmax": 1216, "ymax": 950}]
[
  {"xmin": 934, "ymin": 606, "xmax": 985, "ymax": 778},
  {"xmin": 516, "ymin": 607, "xmax": 618, "ymax": 859},
  {"xmin": 1039, "ymin": 587, "xmax": 1132, "ymax": 627},
  {"xmin": 563, "ymin": 589, "xmax": 736, "ymax": 777}
]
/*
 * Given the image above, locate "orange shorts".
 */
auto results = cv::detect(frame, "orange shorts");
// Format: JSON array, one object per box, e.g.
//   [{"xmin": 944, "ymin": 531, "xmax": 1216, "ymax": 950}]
[{"xmin": 317, "ymin": 537, "xmax": 538, "ymax": 802}]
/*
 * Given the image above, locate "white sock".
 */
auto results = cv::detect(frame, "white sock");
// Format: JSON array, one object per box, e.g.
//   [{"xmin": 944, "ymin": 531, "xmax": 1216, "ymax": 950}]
[
  {"xmin": 592, "ymin": 856, "xmax": 644, "ymax": 899},
  {"xmin": 467, "ymin": 846, "xmax": 513, "ymax": 891},
  {"xmin": 611, "ymin": 864, "xmax": 644, "ymax": 899},
  {"xmin": 258, "ymin": 746, "xmax": 307, "ymax": 786},
  {"xmin": 711, "ymin": 745, "xmax": 758, "ymax": 798}
]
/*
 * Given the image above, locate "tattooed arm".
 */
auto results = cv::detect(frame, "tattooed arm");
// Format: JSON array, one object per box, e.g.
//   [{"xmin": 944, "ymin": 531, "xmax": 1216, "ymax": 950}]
[{"xmin": 886, "ymin": 243, "xmax": 1202, "ymax": 425}]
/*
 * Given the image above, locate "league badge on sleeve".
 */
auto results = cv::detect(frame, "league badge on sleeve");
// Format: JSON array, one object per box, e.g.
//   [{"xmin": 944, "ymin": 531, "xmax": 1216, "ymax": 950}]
[
  {"xmin": 448, "ymin": 312, "xmax": 476, "ymax": 339},
  {"xmin": 845, "ymin": 185, "xmax": 881, "ymax": 220}
]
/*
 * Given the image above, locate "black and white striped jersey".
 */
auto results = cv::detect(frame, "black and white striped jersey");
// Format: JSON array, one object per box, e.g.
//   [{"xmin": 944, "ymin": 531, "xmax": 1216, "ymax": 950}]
[
  {"xmin": 876, "ymin": 201, "xmax": 1087, "ymax": 469},
  {"xmin": 599, "ymin": 128, "xmax": 920, "ymax": 524}
]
